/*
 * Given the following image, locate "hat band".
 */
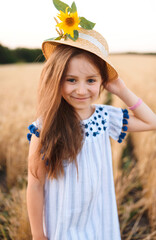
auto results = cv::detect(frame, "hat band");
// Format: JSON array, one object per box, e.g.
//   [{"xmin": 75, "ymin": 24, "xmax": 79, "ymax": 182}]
[{"xmin": 79, "ymin": 33, "xmax": 108, "ymax": 57}]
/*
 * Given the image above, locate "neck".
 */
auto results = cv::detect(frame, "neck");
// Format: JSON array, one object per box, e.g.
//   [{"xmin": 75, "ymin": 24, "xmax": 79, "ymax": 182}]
[{"xmin": 76, "ymin": 105, "xmax": 95, "ymax": 120}]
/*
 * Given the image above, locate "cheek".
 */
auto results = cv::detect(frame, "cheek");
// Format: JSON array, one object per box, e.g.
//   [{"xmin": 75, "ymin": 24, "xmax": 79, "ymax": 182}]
[
  {"xmin": 91, "ymin": 84, "xmax": 101, "ymax": 95},
  {"xmin": 61, "ymin": 83, "xmax": 73, "ymax": 97}
]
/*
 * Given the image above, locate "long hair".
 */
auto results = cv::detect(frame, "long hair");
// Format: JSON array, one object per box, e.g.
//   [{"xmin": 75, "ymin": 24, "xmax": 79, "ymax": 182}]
[{"xmin": 30, "ymin": 45, "xmax": 109, "ymax": 180}]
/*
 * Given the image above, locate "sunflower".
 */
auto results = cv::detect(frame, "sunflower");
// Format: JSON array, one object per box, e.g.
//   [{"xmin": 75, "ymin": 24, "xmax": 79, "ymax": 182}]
[{"xmin": 56, "ymin": 7, "xmax": 80, "ymax": 38}]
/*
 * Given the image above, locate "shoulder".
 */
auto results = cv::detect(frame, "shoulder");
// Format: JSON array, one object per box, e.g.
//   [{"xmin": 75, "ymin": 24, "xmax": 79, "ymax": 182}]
[
  {"xmin": 95, "ymin": 104, "xmax": 129, "ymax": 126},
  {"xmin": 93, "ymin": 104, "xmax": 124, "ymax": 127},
  {"xmin": 32, "ymin": 117, "xmax": 42, "ymax": 130},
  {"xmin": 98, "ymin": 104, "xmax": 122, "ymax": 112},
  {"xmin": 27, "ymin": 117, "xmax": 42, "ymax": 142},
  {"xmin": 94, "ymin": 104, "xmax": 123, "ymax": 117},
  {"xmin": 94, "ymin": 104, "xmax": 129, "ymax": 143}
]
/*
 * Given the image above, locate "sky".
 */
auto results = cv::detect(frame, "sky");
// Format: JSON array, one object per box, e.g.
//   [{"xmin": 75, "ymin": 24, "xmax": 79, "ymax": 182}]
[{"xmin": 1, "ymin": 0, "xmax": 156, "ymax": 53}]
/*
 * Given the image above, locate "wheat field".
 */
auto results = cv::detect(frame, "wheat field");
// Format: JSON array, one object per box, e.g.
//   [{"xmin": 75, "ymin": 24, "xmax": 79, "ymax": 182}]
[{"xmin": 0, "ymin": 55, "xmax": 156, "ymax": 239}]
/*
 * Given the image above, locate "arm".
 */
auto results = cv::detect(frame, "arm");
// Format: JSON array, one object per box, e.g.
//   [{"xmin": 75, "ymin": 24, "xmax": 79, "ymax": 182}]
[
  {"xmin": 27, "ymin": 135, "xmax": 48, "ymax": 240},
  {"xmin": 105, "ymin": 77, "xmax": 156, "ymax": 132}
]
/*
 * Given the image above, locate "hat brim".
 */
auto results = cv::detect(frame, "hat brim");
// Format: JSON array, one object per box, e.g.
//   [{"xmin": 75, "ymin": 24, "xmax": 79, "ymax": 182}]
[{"xmin": 42, "ymin": 30, "xmax": 118, "ymax": 82}]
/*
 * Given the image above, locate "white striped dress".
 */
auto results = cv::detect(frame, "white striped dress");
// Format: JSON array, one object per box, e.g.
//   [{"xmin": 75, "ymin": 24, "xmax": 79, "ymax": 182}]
[{"xmin": 28, "ymin": 104, "xmax": 129, "ymax": 240}]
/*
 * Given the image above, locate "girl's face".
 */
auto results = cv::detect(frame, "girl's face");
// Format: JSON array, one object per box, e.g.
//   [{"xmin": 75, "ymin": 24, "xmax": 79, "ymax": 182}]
[{"xmin": 61, "ymin": 54, "xmax": 102, "ymax": 119}]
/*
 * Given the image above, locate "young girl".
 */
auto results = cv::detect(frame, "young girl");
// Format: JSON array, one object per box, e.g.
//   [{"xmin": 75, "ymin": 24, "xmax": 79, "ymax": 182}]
[{"xmin": 26, "ymin": 28, "xmax": 156, "ymax": 240}]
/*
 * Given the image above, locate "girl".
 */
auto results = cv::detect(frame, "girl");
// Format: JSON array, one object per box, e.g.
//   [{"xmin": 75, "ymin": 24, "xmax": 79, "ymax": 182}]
[{"xmin": 26, "ymin": 28, "xmax": 156, "ymax": 240}]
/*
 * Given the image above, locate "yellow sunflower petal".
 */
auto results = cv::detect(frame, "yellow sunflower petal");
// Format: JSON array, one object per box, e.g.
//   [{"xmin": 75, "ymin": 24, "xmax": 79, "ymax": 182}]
[
  {"xmin": 56, "ymin": 22, "xmax": 64, "ymax": 29},
  {"xmin": 56, "ymin": 9, "xmax": 80, "ymax": 38},
  {"xmin": 69, "ymin": 30, "xmax": 74, "ymax": 38},
  {"xmin": 57, "ymin": 12, "xmax": 66, "ymax": 21}
]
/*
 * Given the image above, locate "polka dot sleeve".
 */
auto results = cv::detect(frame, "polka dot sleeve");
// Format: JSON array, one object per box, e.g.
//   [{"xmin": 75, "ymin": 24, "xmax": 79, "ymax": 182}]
[
  {"xmin": 27, "ymin": 118, "xmax": 42, "ymax": 143},
  {"xmin": 104, "ymin": 105, "xmax": 129, "ymax": 143}
]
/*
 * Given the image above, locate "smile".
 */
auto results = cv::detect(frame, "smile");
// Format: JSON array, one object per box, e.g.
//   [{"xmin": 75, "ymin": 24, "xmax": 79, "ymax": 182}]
[{"xmin": 71, "ymin": 96, "xmax": 90, "ymax": 101}]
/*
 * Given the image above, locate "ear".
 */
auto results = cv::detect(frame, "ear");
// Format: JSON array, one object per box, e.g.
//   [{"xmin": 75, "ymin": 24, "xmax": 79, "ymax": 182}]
[{"xmin": 99, "ymin": 81, "xmax": 104, "ymax": 96}]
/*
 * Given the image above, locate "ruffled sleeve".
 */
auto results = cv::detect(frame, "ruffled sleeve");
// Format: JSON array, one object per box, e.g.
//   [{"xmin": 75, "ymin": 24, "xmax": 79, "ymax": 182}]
[
  {"xmin": 104, "ymin": 105, "xmax": 129, "ymax": 143},
  {"xmin": 27, "ymin": 118, "xmax": 42, "ymax": 143}
]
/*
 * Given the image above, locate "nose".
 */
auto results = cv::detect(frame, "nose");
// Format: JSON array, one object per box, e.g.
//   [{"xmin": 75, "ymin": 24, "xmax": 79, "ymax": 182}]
[{"xmin": 76, "ymin": 82, "xmax": 87, "ymax": 95}]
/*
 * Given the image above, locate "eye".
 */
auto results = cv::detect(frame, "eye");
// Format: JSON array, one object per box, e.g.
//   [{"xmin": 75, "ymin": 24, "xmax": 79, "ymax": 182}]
[
  {"xmin": 87, "ymin": 79, "xmax": 96, "ymax": 83},
  {"xmin": 66, "ymin": 78, "xmax": 76, "ymax": 83}
]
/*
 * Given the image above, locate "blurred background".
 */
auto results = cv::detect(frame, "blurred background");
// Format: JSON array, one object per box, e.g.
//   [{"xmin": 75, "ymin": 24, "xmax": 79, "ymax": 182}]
[{"xmin": 0, "ymin": 0, "xmax": 156, "ymax": 239}]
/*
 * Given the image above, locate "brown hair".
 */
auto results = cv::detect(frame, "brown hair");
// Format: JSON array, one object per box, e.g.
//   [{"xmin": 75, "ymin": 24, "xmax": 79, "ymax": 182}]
[{"xmin": 31, "ymin": 44, "xmax": 109, "ymax": 180}]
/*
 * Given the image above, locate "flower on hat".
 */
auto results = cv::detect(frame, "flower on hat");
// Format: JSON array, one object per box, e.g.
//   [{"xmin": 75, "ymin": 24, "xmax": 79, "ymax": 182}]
[
  {"xmin": 56, "ymin": 7, "xmax": 80, "ymax": 38},
  {"xmin": 52, "ymin": 0, "xmax": 96, "ymax": 41}
]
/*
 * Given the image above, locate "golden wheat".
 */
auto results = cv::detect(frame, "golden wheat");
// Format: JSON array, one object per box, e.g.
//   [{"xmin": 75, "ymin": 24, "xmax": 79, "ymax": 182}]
[
  {"xmin": 109, "ymin": 54, "xmax": 156, "ymax": 235},
  {"xmin": 0, "ymin": 55, "xmax": 156, "ymax": 239}
]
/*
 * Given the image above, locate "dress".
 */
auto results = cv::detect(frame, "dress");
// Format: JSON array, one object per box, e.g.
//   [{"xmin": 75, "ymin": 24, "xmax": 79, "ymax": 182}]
[{"xmin": 27, "ymin": 104, "xmax": 129, "ymax": 240}]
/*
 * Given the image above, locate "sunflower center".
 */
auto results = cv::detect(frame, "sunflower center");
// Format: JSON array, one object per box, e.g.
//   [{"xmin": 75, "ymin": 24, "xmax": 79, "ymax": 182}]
[{"xmin": 65, "ymin": 17, "xmax": 75, "ymax": 26}]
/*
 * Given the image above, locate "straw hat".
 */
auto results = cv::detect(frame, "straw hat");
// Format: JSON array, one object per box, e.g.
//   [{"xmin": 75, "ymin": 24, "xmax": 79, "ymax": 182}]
[{"xmin": 42, "ymin": 28, "xmax": 118, "ymax": 82}]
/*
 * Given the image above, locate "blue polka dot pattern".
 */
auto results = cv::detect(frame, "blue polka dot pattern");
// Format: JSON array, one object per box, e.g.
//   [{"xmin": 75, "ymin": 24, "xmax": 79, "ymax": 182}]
[
  {"xmin": 27, "ymin": 123, "xmax": 47, "ymax": 165},
  {"xmin": 86, "ymin": 132, "xmax": 89, "ymax": 137},
  {"xmin": 27, "ymin": 124, "xmax": 40, "ymax": 143},
  {"xmin": 81, "ymin": 105, "xmax": 129, "ymax": 141},
  {"xmin": 82, "ymin": 105, "xmax": 108, "ymax": 138},
  {"xmin": 117, "ymin": 109, "xmax": 129, "ymax": 143},
  {"xmin": 102, "ymin": 120, "xmax": 106, "ymax": 125}
]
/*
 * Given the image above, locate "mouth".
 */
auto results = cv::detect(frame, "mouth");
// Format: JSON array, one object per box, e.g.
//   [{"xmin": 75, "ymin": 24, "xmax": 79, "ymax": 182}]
[{"xmin": 71, "ymin": 96, "xmax": 90, "ymax": 101}]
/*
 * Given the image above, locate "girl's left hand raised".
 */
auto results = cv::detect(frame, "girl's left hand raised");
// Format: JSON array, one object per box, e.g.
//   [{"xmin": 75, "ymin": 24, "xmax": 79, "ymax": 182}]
[{"xmin": 105, "ymin": 77, "xmax": 126, "ymax": 96}]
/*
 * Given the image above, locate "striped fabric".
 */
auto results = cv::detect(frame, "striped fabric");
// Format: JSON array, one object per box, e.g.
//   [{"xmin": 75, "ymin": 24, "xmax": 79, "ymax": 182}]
[{"xmin": 32, "ymin": 104, "xmax": 127, "ymax": 240}]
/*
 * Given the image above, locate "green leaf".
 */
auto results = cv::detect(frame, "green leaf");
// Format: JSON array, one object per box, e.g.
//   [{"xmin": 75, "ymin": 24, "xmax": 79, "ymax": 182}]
[
  {"xmin": 45, "ymin": 36, "xmax": 63, "ymax": 41},
  {"xmin": 79, "ymin": 17, "xmax": 96, "ymax": 30},
  {"xmin": 67, "ymin": 30, "xmax": 79, "ymax": 41},
  {"xmin": 53, "ymin": 0, "xmax": 69, "ymax": 12},
  {"xmin": 45, "ymin": 37, "xmax": 57, "ymax": 41},
  {"xmin": 70, "ymin": 2, "xmax": 77, "ymax": 13},
  {"xmin": 54, "ymin": 36, "xmax": 63, "ymax": 40}
]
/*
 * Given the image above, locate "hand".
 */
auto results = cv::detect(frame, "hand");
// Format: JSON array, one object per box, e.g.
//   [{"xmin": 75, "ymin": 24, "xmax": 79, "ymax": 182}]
[{"xmin": 105, "ymin": 77, "xmax": 126, "ymax": 96}]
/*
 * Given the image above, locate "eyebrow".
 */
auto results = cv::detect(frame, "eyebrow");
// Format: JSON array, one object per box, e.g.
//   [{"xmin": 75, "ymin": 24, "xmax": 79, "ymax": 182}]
[{"xmin": 65, "ymin": 74, "xmax": 100, "ymax": 78}]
